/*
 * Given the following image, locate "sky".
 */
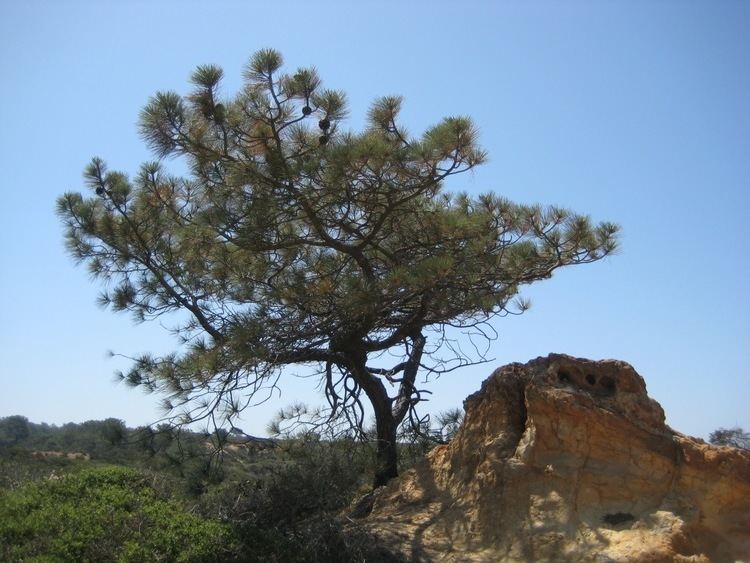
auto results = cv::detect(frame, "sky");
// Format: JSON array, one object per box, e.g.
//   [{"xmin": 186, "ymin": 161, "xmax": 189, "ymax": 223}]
[{"xmin": 0, "ymin": 1, "xmax": 748, "ymax": 440}]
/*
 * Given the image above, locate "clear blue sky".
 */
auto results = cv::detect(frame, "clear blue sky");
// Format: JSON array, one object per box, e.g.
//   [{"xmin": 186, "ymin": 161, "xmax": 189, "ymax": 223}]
[{"xmin": 1, "ymin": 1, "xmax": 748, "ymax": 440}]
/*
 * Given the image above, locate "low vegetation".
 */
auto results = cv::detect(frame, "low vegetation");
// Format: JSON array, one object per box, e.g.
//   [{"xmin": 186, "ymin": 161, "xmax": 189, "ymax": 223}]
[
  {"xmin": 0, "ymin": 415, "xmax": 427, "ymax": 561},
  {"xmin": 0, "ymin": 466, "xmax": 232, "ymax": 562}
]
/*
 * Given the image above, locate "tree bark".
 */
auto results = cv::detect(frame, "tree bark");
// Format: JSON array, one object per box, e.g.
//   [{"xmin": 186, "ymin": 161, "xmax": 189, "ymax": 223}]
[
  {"xmin": 348, "ymin": 354, "xmax": 400, "ymax": 488},
  {"xmin": 342, "ymin": 334, "xmax": 426, "ymax": 488},
  {"xmin": 372, "ymin": 406, "xmax": 399, "ymax": 488}
]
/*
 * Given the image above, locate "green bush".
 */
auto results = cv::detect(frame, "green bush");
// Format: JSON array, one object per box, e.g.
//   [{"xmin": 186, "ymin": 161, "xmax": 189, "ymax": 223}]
[{"xmin": 0, "ymin": 465, "xmax": 233, "ymax": 562}]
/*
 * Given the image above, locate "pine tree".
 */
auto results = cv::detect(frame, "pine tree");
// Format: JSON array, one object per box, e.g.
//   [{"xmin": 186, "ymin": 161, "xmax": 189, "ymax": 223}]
[
  {"xmin": 58, "ymin": 49, "xmax": 619, "ymax": 487},
  {"xmin": 709, "ymin": 427, "xmax": 750, "ymax": 450}
]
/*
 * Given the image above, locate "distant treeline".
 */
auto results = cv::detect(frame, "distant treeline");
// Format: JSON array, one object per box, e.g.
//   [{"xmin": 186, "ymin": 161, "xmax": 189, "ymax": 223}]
[
  {"xmin": 1, "ymin": 415, "xmax": 130, "ymax": 452},
  {"xmin": 0, "ymin": 415, "xmax": 229, "ymax": 491},
  {"xmin": 0, "ymin": 414, "xmax": 197, "ymax": 456}
]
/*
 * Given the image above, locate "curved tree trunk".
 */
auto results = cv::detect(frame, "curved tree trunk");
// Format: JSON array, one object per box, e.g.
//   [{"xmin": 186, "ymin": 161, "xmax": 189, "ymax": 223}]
[
  {"xmin": 372, "ymin": 404, "xmax": 399, "ymax": 488},
  {"xmin": 345, "ymin": 334, "xmax": 425, "ymax": 488},
  {"xmin": 348, "ymin": 356, "xmax": 400, "ymax": 488}
]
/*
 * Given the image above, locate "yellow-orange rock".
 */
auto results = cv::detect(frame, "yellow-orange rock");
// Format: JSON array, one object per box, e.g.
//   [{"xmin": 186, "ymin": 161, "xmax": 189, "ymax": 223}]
[{"xmin": 365, "ymin": 354, "xmax": 750, "ymax": 562}]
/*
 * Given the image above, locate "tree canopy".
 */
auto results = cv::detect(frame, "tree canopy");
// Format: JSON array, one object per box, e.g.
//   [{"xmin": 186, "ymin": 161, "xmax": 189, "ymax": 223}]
[
  {"xmin": 709, "ymin": 427, "xmax": 750, "ymax": 450},
  {"xmin": 58, "ymin": 48, "xmax": 619, "ymax": 486},
  {"xmin": 0, "ymin": 416, "xmax": 30, "ymax": 447}
]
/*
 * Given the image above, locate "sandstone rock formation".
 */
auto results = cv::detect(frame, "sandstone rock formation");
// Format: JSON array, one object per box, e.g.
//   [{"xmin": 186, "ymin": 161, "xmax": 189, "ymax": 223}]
[{"xmin": 364, "ymin": 355, "xmax": 750, "ymax": 562}]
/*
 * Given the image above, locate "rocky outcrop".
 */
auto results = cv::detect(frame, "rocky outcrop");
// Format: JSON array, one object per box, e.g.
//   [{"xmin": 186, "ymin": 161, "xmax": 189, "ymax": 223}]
[{"xmin": 364, "ymin": 355, "xmax": 750, "ymax": 562}]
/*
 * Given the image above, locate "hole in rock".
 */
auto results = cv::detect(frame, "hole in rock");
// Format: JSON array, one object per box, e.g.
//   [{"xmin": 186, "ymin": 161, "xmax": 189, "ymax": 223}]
[
  {"xmin": 600, "ymin": 375, "xmax": 616, "ymax": 395},
  {"xmin": 585, "ymin": 373, "xmax": 596, "ymax": 386},
  {"xmin": 602, "ymin": 512, "xmax": 634, "ymax": 526},
  {"xmin": 557, "ymin": 369, "xmax": 573, "ymax": 384}
]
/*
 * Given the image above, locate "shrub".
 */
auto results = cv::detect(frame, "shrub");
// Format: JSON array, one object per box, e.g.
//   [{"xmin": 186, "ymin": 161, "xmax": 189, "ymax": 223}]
[
  {"xmin": 0, "ymin": 465, "xmax": 233, "ymax": 562},
  {"xmin": 197, "ymin": 437, "xmax": 404, "ymax": 561}
]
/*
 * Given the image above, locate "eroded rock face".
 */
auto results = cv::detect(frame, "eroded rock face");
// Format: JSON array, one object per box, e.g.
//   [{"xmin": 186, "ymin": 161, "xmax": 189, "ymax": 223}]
[{"xmin": 365, "ymin": 355, "xmax": 750, "ymax": 562}]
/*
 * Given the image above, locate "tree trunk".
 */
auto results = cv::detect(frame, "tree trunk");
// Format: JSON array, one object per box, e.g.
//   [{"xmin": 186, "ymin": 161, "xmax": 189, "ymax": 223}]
[
  {"xmin": 348, "ymin": 355, "xmax": 400, "ymax": 488},
  {"xmin": 373, "ymin": 406, "xmax": 398, "ymax": 488}
]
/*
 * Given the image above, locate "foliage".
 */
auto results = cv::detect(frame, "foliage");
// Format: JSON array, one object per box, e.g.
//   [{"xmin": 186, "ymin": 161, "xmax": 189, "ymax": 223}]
[
  {"xmin": 0, "ymin": 448, "xmax": 78, "ymax": 491},
  {"xmin": 0, "ymin": 416, "xmax": 29, "ymax": 447},
  {"xmin": 57, "ymin": 48, "xmax": 619, "ymax": 485},
  {"xmin": 709, "ymin": 426, "xmax": 750, "ymax": 450},
  {"xmin": 2, "ymin": 416, "xmax": 130, "ymax": 457},
  {"xmin": 0, "ymin": 466, "xmax": 233, "ymax": 562},
  {"xmin": 0, "ymin": 417, "xmax": 410, "ymax": 560},
  {"xmin": 434, "ymin": 408, "xmax": 464, "ymax": 442},
  {"xmin": 101, "ymin": 417, "xmax": 127, "ymax": 446},
  {"xmin": 198, "ymin": 435, "xmax": 400, "ymax": 562},
  {"xmin": 210, "ymin": 435, "xmax": 367, "ymax": 522},
  {"xmin": 0, "ymin": 417, "xmax": 223, "ymax": 498}
]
